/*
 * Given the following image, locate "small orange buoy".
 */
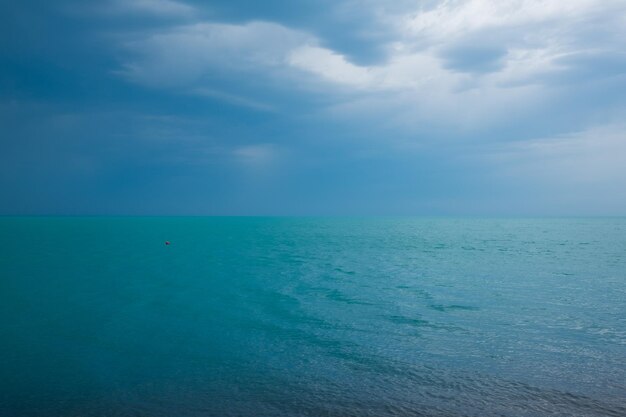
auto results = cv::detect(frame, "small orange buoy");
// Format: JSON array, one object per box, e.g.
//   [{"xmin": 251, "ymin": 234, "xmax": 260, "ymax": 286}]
[{"xmin": 165, "ymin": 241, "xmax": 170, "ymax": 246}]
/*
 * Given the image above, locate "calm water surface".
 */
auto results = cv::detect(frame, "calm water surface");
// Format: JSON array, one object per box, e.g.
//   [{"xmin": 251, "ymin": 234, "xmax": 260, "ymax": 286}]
[{"xmin": 1, "ymin": 217, "xmax": 625, "ymax": 416}]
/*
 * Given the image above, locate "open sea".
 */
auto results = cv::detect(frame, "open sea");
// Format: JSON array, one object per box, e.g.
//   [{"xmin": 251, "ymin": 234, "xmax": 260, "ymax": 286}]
[{"xmin": 0, "ymin": 217, "xmax": 625, "ymax": 416}]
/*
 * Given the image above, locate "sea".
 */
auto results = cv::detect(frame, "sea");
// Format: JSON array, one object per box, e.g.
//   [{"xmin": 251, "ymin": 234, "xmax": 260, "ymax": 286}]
[{"xmin": 1, "ymin": 217, "xmax": 625, "ymax": 416}]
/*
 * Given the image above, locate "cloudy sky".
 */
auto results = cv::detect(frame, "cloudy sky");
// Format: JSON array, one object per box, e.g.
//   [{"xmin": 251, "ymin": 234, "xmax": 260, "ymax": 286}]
[{"xmin": 2, "ymin": 0, "xmax": 625, "ymax": 215}]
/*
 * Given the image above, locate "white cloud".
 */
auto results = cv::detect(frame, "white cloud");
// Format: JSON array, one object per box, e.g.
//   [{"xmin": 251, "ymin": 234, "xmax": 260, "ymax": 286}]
[
  {"xmin": 115, "ymin": 1, "xmax": 626, "ymax": 132},
  {"xmin": 488, "ymin": 123, "xmax": 626, "ymax": 187},
  {"xmin": 117, "ymin": 1, "xmax": 626, "ymax": 92},
  {"xmin": 289, "ymin": 1, "xmax": 626, "ymax": 132},
  {"xmin": 287, "ymin": 45, "xmax": 457, "ymax": 92},
  {"xmin": 119, "ymin": 21, "xmax": 311, "ymax": 87},
  {"xmin": 288, "ymin": 46, "xmax": 374, "ymax": 88},
  {"xmin": 398, "ymin": 0, "xmax": 626, "ymax": 81},
  {"xmin": 403, "ymin": 0, "xmax": 601, "ymax": 41}
]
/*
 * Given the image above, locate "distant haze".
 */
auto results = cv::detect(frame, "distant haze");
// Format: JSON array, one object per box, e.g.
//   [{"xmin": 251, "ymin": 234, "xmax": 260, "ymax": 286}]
[{"xmin": 1, "ymin": 0, "xmax": 626, "ymax": 215}]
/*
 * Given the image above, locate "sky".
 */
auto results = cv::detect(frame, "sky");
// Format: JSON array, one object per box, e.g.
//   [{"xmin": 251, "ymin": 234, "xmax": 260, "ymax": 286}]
[{"xmin": 1, "ymin": 0, "xmax": 626, "ymax": 215}]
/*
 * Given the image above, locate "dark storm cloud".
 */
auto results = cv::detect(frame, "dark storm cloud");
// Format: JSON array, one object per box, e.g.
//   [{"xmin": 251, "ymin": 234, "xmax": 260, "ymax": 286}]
[{"xmin": 1, "ymin": 0, "xmax": 626, "ymax": 215}]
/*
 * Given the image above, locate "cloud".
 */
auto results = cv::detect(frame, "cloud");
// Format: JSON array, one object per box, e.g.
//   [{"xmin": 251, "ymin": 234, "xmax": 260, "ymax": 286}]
[
  {"xmin": 490, "ymin": 123, "xmax": 626, "ymax": 185},
  {"xmin": 438, "ymin": 43, "xmax": 506, "ymax": 73},
  {"xmin": 551, "ymin": 51, "xmax": 626, "ymax": 83},
  {"xmin": 287, "ymin": 46, "xmax": 374, "ymax": 88},
  {"xmin": 118, "ymin": 21, "xmax": 312, "ymax": 87},
  {"xmin": 5, "ymin": 0, "xmax": 626, "ymax": 215},
  {"xmin": 114, "ymin": 0, "xmax": 626, "ymax": 136},
  {"xmin": 402, "ymin": 0, "xmax": 612, "ymax": 42},
  {"xmin": 398, "ymin": 0, "xmax": 626, "ymax": 81},
  {"xmin": 303, "ymin": 0, "xmax": 626, "ymax": 90}
]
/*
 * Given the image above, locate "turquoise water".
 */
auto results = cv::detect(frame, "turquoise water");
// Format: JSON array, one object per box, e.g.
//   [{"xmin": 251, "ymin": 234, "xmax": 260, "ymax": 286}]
[{"xmin": 1, "ymin": 217, "xmax": 625, "ymax": 416}]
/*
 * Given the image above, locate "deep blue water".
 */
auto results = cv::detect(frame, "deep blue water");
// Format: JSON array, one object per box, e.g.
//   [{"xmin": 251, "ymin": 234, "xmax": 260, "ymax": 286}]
[{"xmin": 1, "ymin": 217, "xmax": 625, "ymax": 416}]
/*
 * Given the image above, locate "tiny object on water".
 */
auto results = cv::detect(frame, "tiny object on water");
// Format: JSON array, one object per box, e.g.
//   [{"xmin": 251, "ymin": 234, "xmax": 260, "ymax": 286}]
[{"xmin": 165, "ymin": 241, "xmax": 170, "ymax": 246}]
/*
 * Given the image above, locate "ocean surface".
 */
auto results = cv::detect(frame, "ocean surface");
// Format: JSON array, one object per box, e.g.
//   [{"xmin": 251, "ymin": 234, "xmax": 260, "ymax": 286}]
[{"xmin": 1, "ymin": 217, "xmax": 625, "ymax": 417}]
